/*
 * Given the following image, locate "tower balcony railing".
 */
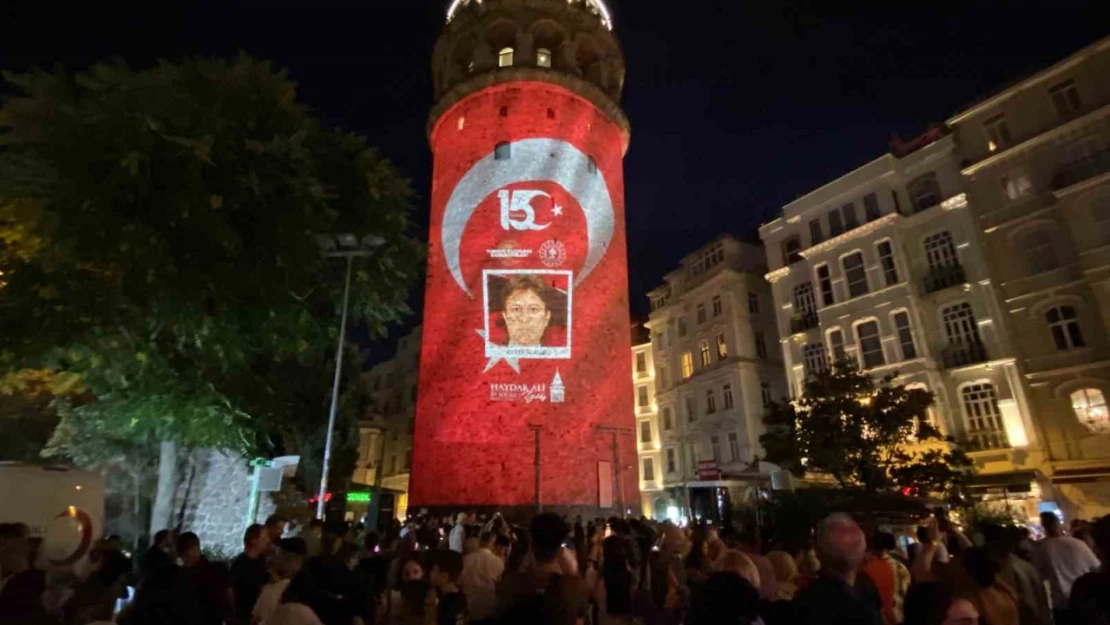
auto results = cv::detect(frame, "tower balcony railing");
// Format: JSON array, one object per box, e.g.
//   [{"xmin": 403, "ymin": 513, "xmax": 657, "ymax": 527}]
[
  {"xmin": 939, "ymin": 340, "xmax": 989, "ymax": 369},
  {"xmin": 922, "ymin": 264, "xmax": 966, "ymax": 295},
  {"xmin": 790, "ymin": 312, "xmax": 819, "ymax": 333},
  {"xmin": 1053, "ymin": 148, "xmax": 1110, "ymax": 191}
]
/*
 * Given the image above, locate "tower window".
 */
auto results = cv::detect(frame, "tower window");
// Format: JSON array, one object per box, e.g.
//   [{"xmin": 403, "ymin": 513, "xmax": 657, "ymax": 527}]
[
  {"xmin": 495, "ymin": 142, "xmax": 511, "ymax": 161},
  {"xmin": 547, "ymin": 108, "xmax": 555, "ymax": 119},
  {"xmin": 498, "ymin": 47, "xmax": 514, "ymax": 67},
  {"xmin": 537, "ymin": 48, "xmax": 552, "ymax": 68},
  {"xmin": 588, "ymin": 156, "xmax": 598, "ymax": 175},
  {"xmin": 499, "ymin": 106, "xmax": 509, "ymax": 117}
]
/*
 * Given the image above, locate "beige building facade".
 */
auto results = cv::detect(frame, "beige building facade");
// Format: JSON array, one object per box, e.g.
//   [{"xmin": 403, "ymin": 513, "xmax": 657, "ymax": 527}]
[
  {"xmin": 947, "ymin": 36, "xmax": 1110, "ymax": 518},
  {"xmin": 642, "ymin": 236, "xmax": 788, "ymax": 522}
]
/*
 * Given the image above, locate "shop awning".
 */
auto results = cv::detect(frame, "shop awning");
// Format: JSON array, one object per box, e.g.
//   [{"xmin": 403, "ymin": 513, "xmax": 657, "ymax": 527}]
[
  {"xmin": 1051, "ymin": 467, "xmax": 1110, "ymax": 484},
  {"xmin": 967, "ymin": 470, "xmax": 1037, "ymax": 494}
]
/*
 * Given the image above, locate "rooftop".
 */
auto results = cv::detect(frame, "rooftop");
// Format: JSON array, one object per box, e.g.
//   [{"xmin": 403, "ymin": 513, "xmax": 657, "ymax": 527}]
[{"xmin": 446, "ymin": 0, "xmax": 613, "ymax": 30}]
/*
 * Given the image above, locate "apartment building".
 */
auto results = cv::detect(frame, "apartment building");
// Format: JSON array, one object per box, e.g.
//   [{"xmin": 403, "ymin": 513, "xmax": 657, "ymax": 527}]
[
  {"xmin": 632, "ymin": 329, "xmax": 664, "ymax": 518},
  {"xmin": 644, "ymin": 236, "xmax": 787, "ymax": 522},
  {"xmin": 947, "ymin": 37, "xmax": 1110, "ymax": 518}
]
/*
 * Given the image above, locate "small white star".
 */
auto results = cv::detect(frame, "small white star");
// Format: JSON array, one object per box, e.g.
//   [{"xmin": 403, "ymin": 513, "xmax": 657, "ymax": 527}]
[{"xmin": 552, "ymin": 204, "xmax": 563, "ymax": 217}]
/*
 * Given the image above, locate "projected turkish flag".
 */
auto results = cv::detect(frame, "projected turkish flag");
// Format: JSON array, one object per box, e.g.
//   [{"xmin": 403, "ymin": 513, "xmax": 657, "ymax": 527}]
[{"xmin": 411, "ymin": 82, "xmax": 639, "ymax": 512}]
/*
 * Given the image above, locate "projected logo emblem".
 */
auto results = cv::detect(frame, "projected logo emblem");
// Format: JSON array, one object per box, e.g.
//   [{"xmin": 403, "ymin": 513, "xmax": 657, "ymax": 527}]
[{"xmin": 442, "ymin": 138, "xmax": 615, "ymax": 373}]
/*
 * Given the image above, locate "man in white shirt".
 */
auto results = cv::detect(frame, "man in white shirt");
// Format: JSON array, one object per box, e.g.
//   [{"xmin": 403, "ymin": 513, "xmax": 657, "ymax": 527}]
[
  {"xmin": 449, "ymin": 512, "xmax": 468, "ymax": 553},
  {"xmin": 1033, "ymin": 511, "xmax": 1100, "ymax": 623},
  {"xmin": 458, "ymin": 531, "xmax": 505, "ymax": 624}
]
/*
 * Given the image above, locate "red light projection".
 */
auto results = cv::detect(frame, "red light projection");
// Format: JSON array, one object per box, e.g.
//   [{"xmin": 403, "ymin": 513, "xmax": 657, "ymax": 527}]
[{"xmin": 411, "ymin": 82, "xmax": 638, "ymax": 514}]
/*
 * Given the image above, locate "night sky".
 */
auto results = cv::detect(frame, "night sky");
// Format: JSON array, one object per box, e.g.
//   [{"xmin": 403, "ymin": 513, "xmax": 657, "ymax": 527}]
[{"xmin": 4, "ymin": 1, "xmax": 1106, "ymax": 359}]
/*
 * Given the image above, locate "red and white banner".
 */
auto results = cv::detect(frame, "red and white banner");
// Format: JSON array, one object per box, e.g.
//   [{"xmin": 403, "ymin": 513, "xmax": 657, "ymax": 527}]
[{"xmin": 411, "ymin": 82, "xmax": 638, "ymax": 510}]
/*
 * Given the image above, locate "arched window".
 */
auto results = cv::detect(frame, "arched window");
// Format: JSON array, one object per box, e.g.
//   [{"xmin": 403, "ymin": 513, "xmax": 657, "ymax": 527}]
[
  {"xmin": 783, "ymin": 237, "xmax": 802, "ymax": 265},
  {"xmin": 923, "ymin": 231, "xmax": 958, "ymax": 269},
  {"xmin": 1047, "ymin": 306, "xmax": 1085, "ymax": 350},
  {"xmin": 1071, "ymin": 388, "xmax": 1110, "ymax": 434},
  {"xmin": 793, "ymin": 282, "xmax": 816, "ymax": 316},
  {"xmin": 1023, "ymin": 230, "xmax": 1058, "ymax": 274},
  {"xmin": 537, "ymin": 48, "xmax": 552, "ymax": 68},
  {"xmin": 494, "ymin": 142, "xmax": 511, "ymax": 161},
  {"xmin": 498, "ymin": 47, "xmax": 514, "ymax": 67},
  {"xmin": 961, "ymin": 384, "xmax": 1008, "ymax": 450},
  {"xmin": 942, "ymin": 302, "xmax": 980, "ymax": 346}
]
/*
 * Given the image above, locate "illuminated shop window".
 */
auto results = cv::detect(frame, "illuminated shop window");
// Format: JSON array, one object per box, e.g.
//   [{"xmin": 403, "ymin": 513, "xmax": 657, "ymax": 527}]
[
  {"xmin": 1071, "ymin": 388, "xmax": 1110, "ymax": 434},
  {"xmin": 499, "ymin": 47, "xmax": 514, "ymax": 67},
  {"xmin": 537, "ymin": 48, "xmax": 552, "ymax": 68}
]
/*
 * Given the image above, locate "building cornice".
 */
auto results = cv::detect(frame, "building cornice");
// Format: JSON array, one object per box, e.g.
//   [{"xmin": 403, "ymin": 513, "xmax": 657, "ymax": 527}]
[
  {"xmin": 960, "ymin": 102, "xmax": 1110, "ymax": 176},
  {"xmin": 799, "ymin": 213, "xmax": 900, "ymax": 259}
]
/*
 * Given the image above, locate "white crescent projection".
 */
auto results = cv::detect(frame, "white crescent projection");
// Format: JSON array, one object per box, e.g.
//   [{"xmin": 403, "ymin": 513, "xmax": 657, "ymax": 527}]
[{"xmin": 442, "ymin": 138, "xmax": 615, "ymax": 296}]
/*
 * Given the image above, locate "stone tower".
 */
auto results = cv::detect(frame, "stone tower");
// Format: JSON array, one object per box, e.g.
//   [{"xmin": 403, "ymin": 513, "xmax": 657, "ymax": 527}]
[{"xmin": 411, "ymin": 0, "xmax": 637, "ymax": 520}]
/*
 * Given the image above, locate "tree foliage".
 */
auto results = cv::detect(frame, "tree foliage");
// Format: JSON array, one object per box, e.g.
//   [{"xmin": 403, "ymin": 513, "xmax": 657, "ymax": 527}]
[
  {"xmin": 0, "ymin": 56, "xmax": 422, "ymax": 467},
  {"xmin": 761, "ymin": 362, "xmax": 974, "ymax": 504}
]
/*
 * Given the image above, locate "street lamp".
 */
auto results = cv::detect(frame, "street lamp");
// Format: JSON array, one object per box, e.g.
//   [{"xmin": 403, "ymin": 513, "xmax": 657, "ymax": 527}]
[{"xmin": 315, "ymin": 232, "xmax": 385, "ymax": 520}]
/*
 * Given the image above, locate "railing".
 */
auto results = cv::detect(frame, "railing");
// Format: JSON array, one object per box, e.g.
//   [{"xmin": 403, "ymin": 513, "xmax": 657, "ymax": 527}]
[
  {"xmin": 940, "ymin": 340, "xmax": 989, "ymax": 369},
  {"xmin": 1053, "ymin": 148, "xmax": 1110, "ymax": 190},
  {"xmin": 790, "ymin": 312, "xmax": 819, "ymax": 333},
  {"xmin": 922, "ymin": 264, "xmax": 967, "ymax": 295},
  {"xmin": 961, "ymin": 430, "xmax": 1009, "ymax": 452}
]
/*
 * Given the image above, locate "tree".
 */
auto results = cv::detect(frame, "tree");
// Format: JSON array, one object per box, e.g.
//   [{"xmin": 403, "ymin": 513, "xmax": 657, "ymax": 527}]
[
  {"xmin": 761, "ymin": 362, "xmax": 973, "ymax": 504},
  {"xmin": 0, "ymin": 57, "xmax": 422, "ymax": 531}
]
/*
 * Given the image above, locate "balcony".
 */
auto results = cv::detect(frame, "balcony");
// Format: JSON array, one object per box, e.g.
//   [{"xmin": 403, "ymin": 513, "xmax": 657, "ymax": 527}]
[
  {"xmin": 922, "ymin": 264, "xmax": 967, "ymax": 295},
  {"xmin": 940, "ymin": 340, "xmax": 989, "ymax": 369},
  {"xmin": 960, "ymin": 430, "xmax": 1010, "ymax": 452},
  {"xmin": 790, "ymin": 312, "xmax": 819, "ymax": 333},
  {"xmin": 1053, "ymin": 148, "xmax": 1110, "ymax": 191}
]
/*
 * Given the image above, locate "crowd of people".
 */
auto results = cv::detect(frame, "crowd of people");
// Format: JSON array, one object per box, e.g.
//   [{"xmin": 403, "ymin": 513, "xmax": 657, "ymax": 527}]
[{"xmin": 2, "ymin": 507, "xmax": 1110, "ymax": 625}]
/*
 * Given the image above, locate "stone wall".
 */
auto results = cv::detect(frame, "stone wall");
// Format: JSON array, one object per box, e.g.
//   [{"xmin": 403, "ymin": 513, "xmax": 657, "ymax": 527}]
[{"xmin": 173, "ymin": 448, "xmax": 275, "ymax": 556}]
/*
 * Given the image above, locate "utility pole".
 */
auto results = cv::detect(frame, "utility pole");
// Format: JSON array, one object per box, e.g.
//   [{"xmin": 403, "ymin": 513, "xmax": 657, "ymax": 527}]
[
  {"xmin": 527, "ymin": 424, "xmax": 543, "ymax": 512},
  {"xmin": 596, "ymin": 425, "xmax": 632, "ymax": 517}
]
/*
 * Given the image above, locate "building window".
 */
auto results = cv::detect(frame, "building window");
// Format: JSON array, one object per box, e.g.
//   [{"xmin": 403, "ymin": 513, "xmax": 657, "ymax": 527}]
[
  {"xmin": 984, "ymin": 114, "xmax": 1013, "ymax": 152},
  {"xmin": 666, "ymin": 448, "xmax": 677, "ymax": 474},
  {"xmin": 748, "ymin": 293, "xmax": 760, "ymax": 314},
  {"xmin": 498, "ymin": 47, "xmax": 514, "ymax": 67},
  {"xmin": 803, "ymin": 343, "xmax": 827, "ymax": 378},
  {"xmin": 816, "ymin": 265, "xmax": 834, "ymax": 306},
  {"xmin": 685, "ymin": 395, "xmax": 697, "ymax": 424},
  {"xmin": 638, "ymin": 384, "xmax": 649, "ymax": 408},
  {"xmin": 924, "ymin": 231, "xmax": 958, "ymax": 269},
  {"xmin": 893, "ymin": 311, "xmax": 917, "ymax": 360},
  {"xmin": 688, "ymin": 443, "xmax": 698, "ymax": 473},
  {"xmin": 696, "ymin": 303, "xmax": 707, "ymax": 324},
  {"xmin": 712, "ymin": 295, "xmax": 723, "ymax": 317},
  {"xmin": 864, "ymin": 192, "xmax": 881, "ymax": 222},
  {"xmin": 942, "ymin": 302, "xmax": 981, "ymax": 346},
  {"xmin": 706, "ymin": 389, "xmax": 717, "ymax": 414},
  {"xmin": 1071, "ymin": 389, "xmax": 1109, "ymax": 434},
  {"xmin": 1047, "ymin": 306, "xmax": 1085, "ymax": 350},
  {"xmin": 755, "ymin": 331, "xmax": 768, "ymax": 359},
  {"xmin": 658, "ymin": 366, "xmax": 669, "ymax": 391},
  {"xmin": 640, "ymin": 420, "xmax": 652, "ymax": 443},
  {"xmin": 828, "ymin": 209, "xmax": 844, "ymax": 237},
  {"xmin": 761, "ymin": 381, "xmax": 773, "ymax": 408},
  {"xmin": 794, "ymin": 282, "xmax": 816, "ymax": 317},
  {"xmin": 1050, "ymin": 80, "xmax": 1082, "ymax": 119},
  {"xmin": 1001, "ymin": 170, "xmax": 1034, "ymax": 201},
  {"xmin": 876, "ymin": 241, "xmax": 898, "ymax": 286},
  {"xmin": 662, "ymin": 407, "xmax": 673, "ymax": 431},
  {"xmin": 723, "ymin": 383, "xmax": 734, "ymax": 409},
  {"xmin": 843, "ymin": 252, "xmax": 868, "ymax": 298},
  {"xmin": 643, "ymin": 458, "xmax": 655, "ymax": 481},
  {"xmin": 716, "ymin": 333, "xmax": 728, "ymax": 361},
  {"xmin": 1023, "ymin": 230, "xmax": 1059, "ymax": 275},
  {"xmin": 828, "ymin": 329, "xmax": 846, "ymax": 363},
  {"xmin": 710, "ymin": 434, "xmax": 721, "ymax": 461},
  {"xmin": 699, "ymin": 340, "xmax": 711, "ymax": 368},
  {"xmin": 961, "ymin": 384, "xmax": 1008, "ymax": 450},
  {"xmin": 1090, "ymin": 195, "xmax": 1110, "ymax": 243},
  {"xmin": 681, "ymin": 352, "xmax": 694, "ymax": 379},
  {"xmin": 856, "ymin": 321, "xmax": 885, "ymax": 369},
  {"xmin": 810, "ymin": 219, "xmax": 824, "ymax": 245},
  {"xmin": 678, "ymin": 317, "xmax": 687, "ymax": 337},
  {"xmin": 728, "ymin": 432, "xmax": 741, "ymax": 461},
  {"xmin": 635, "ymin": 352, "xmax": 647, "ymax": 373},
  {"xmin": 405, "ymin": 449, "xmax": 412, "ymax": 470},
  {"xmin": 536, "ymin": 47, "xmax": 552, "ymax": 68},
  {"xmin": 494, "ymin": 141, "xmax": 511, "ymax": 160},
  {"xmin": 842, "ymin": 203, "xmax": 859, "ymax": 230},
  {"xmin": 908, "ymin": 172, "xmax": 942, "ymax": 213},
  {"xmin": 784, "ymin": 237, "xmax": 802, "ymax": 265}
]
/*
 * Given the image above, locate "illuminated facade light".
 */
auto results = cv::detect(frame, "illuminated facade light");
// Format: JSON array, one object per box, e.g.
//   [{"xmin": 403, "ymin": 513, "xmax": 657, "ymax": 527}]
[{"xmin": 997, "ymin": 399, "xmax": 1029, "ymax": 448}]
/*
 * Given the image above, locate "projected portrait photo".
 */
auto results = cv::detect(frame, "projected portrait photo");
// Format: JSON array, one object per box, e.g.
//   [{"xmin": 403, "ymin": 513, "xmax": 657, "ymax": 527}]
[{"xmin": 483, "ymin": 270, "xmax": 572, "ymax": 359}]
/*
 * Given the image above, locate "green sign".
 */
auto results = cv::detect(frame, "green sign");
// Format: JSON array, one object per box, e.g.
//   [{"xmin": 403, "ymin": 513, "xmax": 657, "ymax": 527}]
[{"xmin": 347, "ymin": 491, "xmax": 372, "ymax": 504}]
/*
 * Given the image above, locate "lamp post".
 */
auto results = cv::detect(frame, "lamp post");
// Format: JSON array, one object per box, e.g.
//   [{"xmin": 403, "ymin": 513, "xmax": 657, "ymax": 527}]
[{"xmin": 315, "ymin": 233, "xmax": 385, "ymax": 520}]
